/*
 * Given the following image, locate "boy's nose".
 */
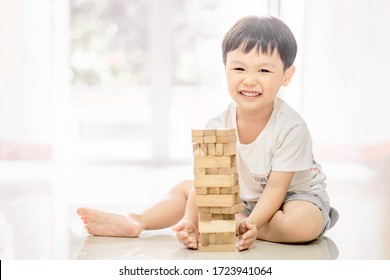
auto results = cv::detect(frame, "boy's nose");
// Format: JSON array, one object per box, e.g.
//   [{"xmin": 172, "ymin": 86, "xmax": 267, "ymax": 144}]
[{"xmin": 243, "ymin": 75, "xmax": 257, "ymax": 86}]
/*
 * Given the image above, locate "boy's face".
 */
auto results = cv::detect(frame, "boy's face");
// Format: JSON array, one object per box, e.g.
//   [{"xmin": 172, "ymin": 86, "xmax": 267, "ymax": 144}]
[{"xmin": 225, "ymin": 47, "xmax": 295, "ymax": 113}]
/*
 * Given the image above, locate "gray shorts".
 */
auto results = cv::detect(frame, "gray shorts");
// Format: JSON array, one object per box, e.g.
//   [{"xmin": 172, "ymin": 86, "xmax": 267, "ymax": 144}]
[{"xmin": 241, "ymin": 192, "xmax": 339, "ymax": 236}]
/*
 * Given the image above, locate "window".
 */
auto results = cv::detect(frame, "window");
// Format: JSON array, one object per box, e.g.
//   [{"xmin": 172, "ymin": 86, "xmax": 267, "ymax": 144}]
[{"xmin": 68, "ymin": 0, "xmax": 270, "ymax": 163}]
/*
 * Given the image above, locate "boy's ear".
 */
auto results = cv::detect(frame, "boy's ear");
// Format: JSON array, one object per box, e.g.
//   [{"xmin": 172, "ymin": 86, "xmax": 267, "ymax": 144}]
[{"xmin": 282, "ymin": 65, "xmax": 295, "ymax": 86}]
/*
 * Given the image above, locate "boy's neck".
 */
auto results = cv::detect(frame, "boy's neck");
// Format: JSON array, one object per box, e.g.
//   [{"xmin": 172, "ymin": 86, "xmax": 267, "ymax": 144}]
[
  {"xmin": 236, "ymin": 101, "xmax": 274, "ymax": 125},
  {"xmin": 235, "ymin": 102, "xmax": 274, "ymax": 144}
]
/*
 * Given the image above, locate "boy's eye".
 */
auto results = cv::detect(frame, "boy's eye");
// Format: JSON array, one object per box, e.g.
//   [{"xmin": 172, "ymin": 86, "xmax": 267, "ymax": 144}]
[
  {"xmin": 233, "ymin": 67, "xmax": 245, "ymax": 71},
  {"xmin": 259, "ymin": 69, "xmax": 270, "ymax": 73}
]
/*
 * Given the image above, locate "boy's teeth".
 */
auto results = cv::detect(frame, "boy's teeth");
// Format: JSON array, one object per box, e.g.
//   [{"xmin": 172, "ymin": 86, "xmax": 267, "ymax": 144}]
[{"xmin": 241, "ymin": 91, "xmax": 260, "ymax": 97}]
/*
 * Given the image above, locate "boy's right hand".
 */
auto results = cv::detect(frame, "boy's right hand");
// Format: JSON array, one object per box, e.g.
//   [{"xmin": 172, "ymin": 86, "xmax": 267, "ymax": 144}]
[
  {"xmin": 172, "ymin": 220, "xmax": 199, "ymax": 250},
  {"xmin": 237, "ymin": 218, "xmax": 258, "ymax": 251}
]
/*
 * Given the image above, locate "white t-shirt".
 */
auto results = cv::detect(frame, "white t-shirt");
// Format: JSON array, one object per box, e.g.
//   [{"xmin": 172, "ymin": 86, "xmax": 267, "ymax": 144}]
[{"xmin": 205, "ymin": 97, "xmax": 329, "ymax": 203}]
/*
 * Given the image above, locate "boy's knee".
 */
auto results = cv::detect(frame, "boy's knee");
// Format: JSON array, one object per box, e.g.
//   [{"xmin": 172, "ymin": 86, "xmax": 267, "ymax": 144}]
[
  {"xmin": 284, "ymin": 214, "xmax": 322, "ymax": 242},
  {"xmin": 171, "ymin": 180, "xmax": 194, "ymax": 196}
]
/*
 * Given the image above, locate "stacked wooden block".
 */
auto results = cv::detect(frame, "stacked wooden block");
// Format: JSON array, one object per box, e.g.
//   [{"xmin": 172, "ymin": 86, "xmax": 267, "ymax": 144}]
[{"xmin": 192, "ymin": 128, "xmax": 243, "ymax": 252}]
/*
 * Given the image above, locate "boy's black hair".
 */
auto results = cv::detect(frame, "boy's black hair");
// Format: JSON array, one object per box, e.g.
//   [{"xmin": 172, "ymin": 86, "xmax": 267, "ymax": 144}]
[{"xmin": 222, "ymin": 15, "xmax": 297, "ymax": 70}]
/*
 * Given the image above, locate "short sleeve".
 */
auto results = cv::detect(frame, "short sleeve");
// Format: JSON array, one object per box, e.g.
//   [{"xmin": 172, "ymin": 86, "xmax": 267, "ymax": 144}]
[
  {"xmin": 205, "ymin": 103, "xmax": 236, "ymax": 129},
  {"xmin": 205, "ymin": 118, "xmax": 223, "ymax": 129}
]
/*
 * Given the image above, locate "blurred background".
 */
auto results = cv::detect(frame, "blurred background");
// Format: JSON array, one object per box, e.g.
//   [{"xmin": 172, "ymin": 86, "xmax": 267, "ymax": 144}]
[
  {"xmin": 0, "ymin": 0, "xmax": 389, "ymax": 259},
  {"xmin": 0, "ymin": 0, "xmax": 389, "ymax": 163}
]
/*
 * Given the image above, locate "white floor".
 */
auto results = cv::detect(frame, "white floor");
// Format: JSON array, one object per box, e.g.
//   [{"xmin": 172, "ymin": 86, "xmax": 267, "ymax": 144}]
[{"xmin": 0, "ymin": 158, "xmax": 389, "ymax": 260}]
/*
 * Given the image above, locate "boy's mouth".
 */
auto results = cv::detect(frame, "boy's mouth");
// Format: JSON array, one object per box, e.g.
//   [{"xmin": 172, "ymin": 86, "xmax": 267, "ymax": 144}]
[{"xmin": 239, "ymin": 90, "xmax": 262, "ymax": 97}]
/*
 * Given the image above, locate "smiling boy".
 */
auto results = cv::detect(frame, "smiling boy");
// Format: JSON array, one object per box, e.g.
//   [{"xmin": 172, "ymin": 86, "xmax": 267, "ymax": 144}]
[
  {"xmin": 173, "ymin": 15, "xmax": 338, "ymax": 250},
  {"xmin": 78, "ymin": 15, "xmax": 338, "ymax": 251}
]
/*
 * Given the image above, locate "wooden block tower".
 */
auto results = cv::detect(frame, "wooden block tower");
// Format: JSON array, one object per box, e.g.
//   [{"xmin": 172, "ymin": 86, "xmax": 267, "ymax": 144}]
[{"xmin": 192, "ymin": 128, "xmax": 244, "ymax": 252}]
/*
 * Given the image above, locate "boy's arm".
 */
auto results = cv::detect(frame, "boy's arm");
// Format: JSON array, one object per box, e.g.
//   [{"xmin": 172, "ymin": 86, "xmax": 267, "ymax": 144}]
[{"xmin": 247, "ymin": 171, "xmax": 295, "ymax": 229}]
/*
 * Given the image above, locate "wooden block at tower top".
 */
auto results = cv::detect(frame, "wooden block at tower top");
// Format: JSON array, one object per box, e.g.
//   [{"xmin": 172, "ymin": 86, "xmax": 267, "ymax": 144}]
[
  {"xmin": 203, "ymin": 129, "xmax": 216, "ymax": 136},
  {"xmin": 192, "ymin": 129, "xmax": 235, "ymax": 137},
  {"xmin": 216, "ymin": 135, "xmax": 236, "ymax": 144},
  {"xmin": 192, "ymin": 129, "xmax": 216, "ymax": 138},
  {"xmin": 192, "ymin": 129, "xmax": 236, "ymax": 144},
  {"xmin": 216, "ymin": 128, "xmax": 236, "ymax": 136},
  {"xmin": 192, "ymin": 130, "xmax": 204, "ymax": 137}
]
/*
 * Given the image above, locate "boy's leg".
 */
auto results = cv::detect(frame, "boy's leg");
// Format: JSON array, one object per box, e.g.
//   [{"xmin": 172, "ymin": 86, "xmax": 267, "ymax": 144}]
[
  {"xmin": 77, "ymin": 180, "xmax": 194, "ymax": 237},
  {"xmin": 256, "ymin": 200, "xmax": 324, "ymax": 243}
]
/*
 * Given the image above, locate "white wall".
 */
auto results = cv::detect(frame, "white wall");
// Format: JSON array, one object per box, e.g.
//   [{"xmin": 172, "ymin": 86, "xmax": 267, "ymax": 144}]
[
  {"xmin": 0, "ymin": 0, "xmax": 53, "ymax": 145},
  {"xmin": 301, "ymin": 0, "xmax": 390, "ymax": 149}
]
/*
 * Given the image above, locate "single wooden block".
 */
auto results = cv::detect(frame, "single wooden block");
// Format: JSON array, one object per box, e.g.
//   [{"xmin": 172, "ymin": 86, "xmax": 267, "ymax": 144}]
[
  {"xmin": 209, "ymin": 207, "xmax": 222, "ymax": 214},
  {"xmin": 200, "ymin": 144, "xmax": 208, "ymax": 155},
  {"xmin": 216, "ymin": 135, "xmax": 237, "ymax": 143},
  {"xmin": 192, "ymin": 130, "xmax": 204, "ymax": 137},
  {"xmin": 208, "ymin": 233, "xmax": 216, "ymax": 245},
  {"xmin": 194, "ymin": 174, "xmax": 238, "ymax": 187},
  {"xmin": 203, "ymin": 135, "xmax": 217, "ymax": 143},
  {"xmin": 192, "ymin": 136, "xmax": 204, "ymax": 143},
  {"xmin": 193, "ymin": 167, "xmax": 206, "ymax": 175},
  {"xmin": 198, "ymin": 244, "xmax": 236, "ymax": 252},
  {"xmin": 216, "ymin": 129, "xmax": 236, "ymax": 136},
  {"xmin": 223, "ymin": 143, "xmax": 236, "ymax": 156},
  {"xmin": 211, "ymin": 213, "xmax": 224, "ymax": 220},
  {"xmin": 203, "ymin": 129, "xmax": 216, "ymax": 136},
  {"xmin": 207, "ymin": 187, "xmax": 220, "ymax": 194},
  {"xmin": 193, "ymin": 143, "xmax": 200, "ymax": 156},
  {"xmin": 231, "ymin": 155, "xmax": 237, "ymax": 167},
  {"xmin": 199, "ymin": 220, "xmax": 236, "ymax": 233},
  {"xmin": 195, "ymin": 187, "xmax": 208, "ymax": 195},
  {"xmin": 200, "ymin": 233, "xmax": 209, "ymax": 246},
  {"xmin": 234, "ymin": 192, "xmax": 240, "ymax": 204},
  {"xmin": 209, "ymin": 204, "xmax": 244, "ymax": 214},
  {"xmin": 223, "ymin": 214, "xmax": 235, "ymax": 220},
  {"xmin": 196, "ymin": 194, "xmax": 236, "ymax": 207},
  {"xmin": 223, "ymin": 232, "xmax": 236, "ymax": 244},
  {"xmin": 194, "ymin": 156, "xmax": 235, "ymax": 168},
  {"xmin": 205, "ymin": 168, "xmax": 218, "ymax": 175},
  {"xmin": 215, "ymin": 143, "xmax": 223, "ymax": 156},
  {"xmin": 207, "ymin": 143, "xmax": 216, "ymax": 156},
  {"xmin": 198, "ymin": 207, "xmax": 210, "ymax": 214},
  {"xmin": 217, "ymin": 167, "xmax": 237, "ymax": 175},
  {"xmin": 194, "ymin": 185, "xmax": 238, "ymax": 195},
  {"xmin": 199, "ymin": 213, "xmax": 212, "ymax": 221},
  {"xmin": 208, "ymin": 213, "xmax": 235, "ymax": 220},
  {"xmin": 216, "ymin": 233, "xmax": 224, "ymax": 245},
  {"xmin": 219, "ymin": 184, "xmax": 239, "ymax": 194}
]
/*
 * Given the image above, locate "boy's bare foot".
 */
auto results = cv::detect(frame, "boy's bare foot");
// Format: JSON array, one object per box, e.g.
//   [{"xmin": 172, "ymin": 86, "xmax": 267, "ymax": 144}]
[
  {"xmin": 172, "ymin": 220, "xmax": 199, "ymax": 249},
  {"xmin": 77, "ymin": 207, "xmax": 143, "ymax": 237}
]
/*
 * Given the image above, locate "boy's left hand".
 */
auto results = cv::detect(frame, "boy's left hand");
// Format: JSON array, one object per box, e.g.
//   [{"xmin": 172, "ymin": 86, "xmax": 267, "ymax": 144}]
[{"xmin": 237, "ymin": 219, "xmax": 257, "ymax": 251}]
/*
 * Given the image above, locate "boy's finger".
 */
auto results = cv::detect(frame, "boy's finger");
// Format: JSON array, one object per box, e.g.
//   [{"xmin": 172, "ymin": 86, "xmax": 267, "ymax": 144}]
[
  {"xmin": 241, "ymin": 228, "xmax": 256, "ymax": 241},
  {"xmin": 245, "ymin": 219, "xmax": 255, "ymax": 229},
  {"xmin": 171, "ymin": 223, "xmax": 185, "ymax": 232},
  {"xmin": 176, "ymin": 231, "xmax": 189, "ymax": 239},
  {"xmin": 239, "ymin": 222, "xmax": 247, "ymax": 233}
]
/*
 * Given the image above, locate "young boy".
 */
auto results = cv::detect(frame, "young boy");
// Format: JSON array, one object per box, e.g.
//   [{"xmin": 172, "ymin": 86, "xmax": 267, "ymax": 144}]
[{"xmin": 77, "ymin": 15, "xmax": 338, "ymax": 251}]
